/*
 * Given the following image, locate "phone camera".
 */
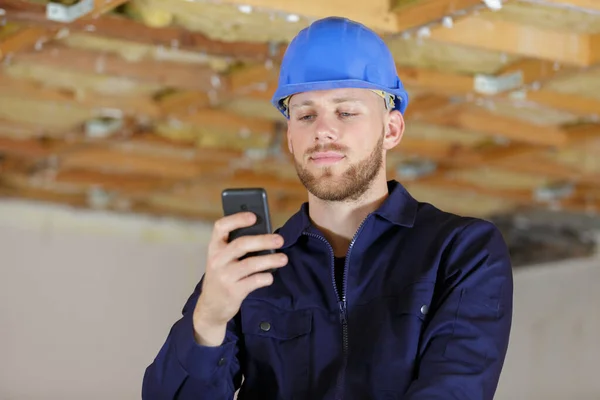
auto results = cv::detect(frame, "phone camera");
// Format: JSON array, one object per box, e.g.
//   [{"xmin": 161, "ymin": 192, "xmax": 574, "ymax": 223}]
[{"xmin": 241, "ymin": 204, "xmax": 248, "ymax": 211}]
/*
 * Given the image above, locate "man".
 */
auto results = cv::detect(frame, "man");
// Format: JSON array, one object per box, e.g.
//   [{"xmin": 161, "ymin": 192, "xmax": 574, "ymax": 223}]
[{"xmin": 142, "ymin": 16, "xmax": 513, "ymax": 400}]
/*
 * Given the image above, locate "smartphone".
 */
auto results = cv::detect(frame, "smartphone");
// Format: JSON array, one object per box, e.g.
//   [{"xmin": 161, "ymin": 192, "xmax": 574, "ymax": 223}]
[{"xmin": 221, "ymin": 188, "xmax": 276, "ymax": 263}]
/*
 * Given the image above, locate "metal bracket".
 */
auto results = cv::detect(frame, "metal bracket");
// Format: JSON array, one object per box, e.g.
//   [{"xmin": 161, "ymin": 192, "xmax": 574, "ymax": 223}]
[
  {"xmin": 534, "ymin": 182, "xmax": 575, "ymax": 202},
  {"xmin": 396, "ymin": 159, "xmax": 437, "ymax": 180},
  {"xmin": 46, "ymin": 0, "xmax": 95, "ymax": 23},
  {"xmin": 482, "ymin": 0, "xmax": 503, "ymax": 11},
  {"xmin": 474, "ymin": 71, "xmax": 523, "ymax": 95}
]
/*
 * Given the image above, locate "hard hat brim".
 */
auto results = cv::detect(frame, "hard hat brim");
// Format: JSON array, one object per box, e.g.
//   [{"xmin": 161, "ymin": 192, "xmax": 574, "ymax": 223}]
[{"xmin": 271, "ymin": 79, "xmax": 409, "ymax": 118}]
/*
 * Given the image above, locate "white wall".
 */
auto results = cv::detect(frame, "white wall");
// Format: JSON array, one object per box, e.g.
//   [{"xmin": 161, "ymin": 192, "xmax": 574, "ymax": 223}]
[
  {"xmin": 0, "ymin": 200, "xmax": 598, "ymax": 400},
  {"xmin": 495, "ymin": 251, "xmax": 600, "ymax": 400}
]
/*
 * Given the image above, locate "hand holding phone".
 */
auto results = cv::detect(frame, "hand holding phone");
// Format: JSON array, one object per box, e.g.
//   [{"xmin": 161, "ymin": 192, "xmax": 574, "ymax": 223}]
[
  {"xmin": 221, "ymin": 188, "xmax": 276, "ymax": 260},
  {"xmin": 191, "ymin": 188, "xmax": 287, "ymax": 346}
]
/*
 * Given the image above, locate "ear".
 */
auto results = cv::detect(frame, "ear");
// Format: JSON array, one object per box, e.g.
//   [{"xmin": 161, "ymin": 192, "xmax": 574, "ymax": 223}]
[{"xmin": 382, "ymin": 110, "xmax": 405, "ymax": 151}]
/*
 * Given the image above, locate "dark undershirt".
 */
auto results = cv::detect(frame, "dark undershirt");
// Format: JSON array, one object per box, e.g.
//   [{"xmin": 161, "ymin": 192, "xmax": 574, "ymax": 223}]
[{"xmin": 334, "ymin": 257, "xmax": 345, "ymax": 301}]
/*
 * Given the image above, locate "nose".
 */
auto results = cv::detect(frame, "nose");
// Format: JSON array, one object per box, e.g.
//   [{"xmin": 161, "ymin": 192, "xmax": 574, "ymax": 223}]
[{"xmin": 313, "ymin": 114, "xmax": 338, "ymax": 143}]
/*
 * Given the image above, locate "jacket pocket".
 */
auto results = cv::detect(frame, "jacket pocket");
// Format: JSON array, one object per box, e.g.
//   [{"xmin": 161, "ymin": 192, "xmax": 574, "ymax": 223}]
[
  {"xmin": 397, "ymin": 280, "xmax": 434, "ymax": 321},
  {"xmin": 240, "ymin": 300, "xmax": 313, "ymax": 399}
]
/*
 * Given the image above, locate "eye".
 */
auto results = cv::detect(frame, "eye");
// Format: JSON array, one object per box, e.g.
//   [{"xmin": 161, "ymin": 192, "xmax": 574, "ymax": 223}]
[
  {"xmin": 338, "ymin": 111, "xmax": 357, "ymax": 118},
  {"xmin": 297, "ymin": 114, "xmax": 315, "ymax": 121}
]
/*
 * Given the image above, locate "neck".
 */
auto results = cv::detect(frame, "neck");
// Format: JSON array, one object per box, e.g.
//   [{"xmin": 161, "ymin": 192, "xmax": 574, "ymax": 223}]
[{"xmin": 307, "ymin": 176, "xmax": 389, "ymax": 257}]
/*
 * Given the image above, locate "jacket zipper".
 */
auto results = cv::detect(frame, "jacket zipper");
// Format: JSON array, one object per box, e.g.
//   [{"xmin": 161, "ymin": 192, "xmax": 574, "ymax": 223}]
[{"xmin": 302, "ymin": 214, "xmax": 371, "ymax": 399}]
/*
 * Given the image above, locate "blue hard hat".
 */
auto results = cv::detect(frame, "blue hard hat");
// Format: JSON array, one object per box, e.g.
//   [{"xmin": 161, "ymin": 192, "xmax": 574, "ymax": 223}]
[{"xmin": 271, "ymin": 16, "xmax": 409, "ymax": 118}]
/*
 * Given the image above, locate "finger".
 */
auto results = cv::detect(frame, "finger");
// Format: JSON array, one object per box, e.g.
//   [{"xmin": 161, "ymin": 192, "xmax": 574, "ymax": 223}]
[
  {"xmin": 231, "ymin": 253, "xmax": 288, "ymax": 281},
  {"xmin": 226, "ymin": 234, "xmax": 284, "ymax": 262},
  {"xmin": 208, "ymin": 212, "xmax": 256, "ymax": 254},
  {"xmin": 237, "ymin": 271, "xmax": 275, "ymax": 296}
]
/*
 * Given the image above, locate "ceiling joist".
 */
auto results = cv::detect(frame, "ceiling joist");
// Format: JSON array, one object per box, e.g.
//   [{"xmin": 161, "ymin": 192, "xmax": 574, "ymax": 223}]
[
  {"xmin": 428, "ymin": 14, "xmax": 600, "ymax": 66},
  {"xmin": 0, "ymin": 0, "xmax": 599, "ymax": 224}
]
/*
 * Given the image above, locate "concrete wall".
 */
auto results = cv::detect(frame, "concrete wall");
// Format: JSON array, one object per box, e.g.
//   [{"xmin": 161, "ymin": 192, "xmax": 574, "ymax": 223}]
[{"xmin": 0, "ymin": 200, "xmax": 598, "ymax": 400}]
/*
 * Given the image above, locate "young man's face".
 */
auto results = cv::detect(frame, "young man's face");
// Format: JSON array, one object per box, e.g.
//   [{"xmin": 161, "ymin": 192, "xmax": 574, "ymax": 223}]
[{"xmin": 286, "ymin": 88, "xmax": 404, "ymax": 202}]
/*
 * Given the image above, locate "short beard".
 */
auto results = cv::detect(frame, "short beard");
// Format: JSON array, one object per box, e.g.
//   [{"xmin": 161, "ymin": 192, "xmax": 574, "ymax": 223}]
[{"xmin": 294, "ymin": 129, "xmax": 385, "ymax": 202}]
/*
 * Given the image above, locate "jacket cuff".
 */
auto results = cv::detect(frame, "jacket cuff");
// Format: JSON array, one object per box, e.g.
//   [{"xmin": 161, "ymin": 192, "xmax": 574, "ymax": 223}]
[{"xmin": 173, "ymin": 313, "xmax": 236, "ymax": 382}]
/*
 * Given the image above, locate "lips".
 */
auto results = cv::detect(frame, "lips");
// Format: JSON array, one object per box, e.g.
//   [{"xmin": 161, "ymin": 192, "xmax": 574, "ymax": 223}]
[{"xmin": 309, "ymin": 151, "xmax": 345, "ymax": 164}]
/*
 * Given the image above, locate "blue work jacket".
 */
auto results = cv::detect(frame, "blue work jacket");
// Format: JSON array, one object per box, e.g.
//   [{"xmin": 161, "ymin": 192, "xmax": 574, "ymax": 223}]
[{"xmin": 143, "ymin": 180, "xmax": 513, "ymax": 399}]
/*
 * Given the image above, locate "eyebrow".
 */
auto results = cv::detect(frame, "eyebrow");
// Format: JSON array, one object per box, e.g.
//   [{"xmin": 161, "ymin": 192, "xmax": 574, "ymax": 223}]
[{"xmin": 289, "ymin": 97, "xmax": 364, "ymax": 109}]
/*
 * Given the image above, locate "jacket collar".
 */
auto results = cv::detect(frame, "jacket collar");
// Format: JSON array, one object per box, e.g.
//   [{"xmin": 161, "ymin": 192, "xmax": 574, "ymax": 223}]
[{"xmin": 277, "ymin": 180, "xmax": 418, "ymax": 249}]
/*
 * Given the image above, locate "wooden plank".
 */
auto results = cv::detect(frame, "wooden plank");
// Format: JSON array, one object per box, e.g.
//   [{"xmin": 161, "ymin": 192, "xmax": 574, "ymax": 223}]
[
  {"xmin": 89, "ymin": 0, "xmax": 130, "ymax": 17},
  {"xmin": 0, "ymin": 0, "xmax": 126, "ymax": 59},
  {"xmin": 214, "ymin": 0, "xmax": 399, "ymax": 32},
  {"xmin": 403, "ymin": 94, "xmax": 454, "ymax": 119},
  {"xmin": 393, "ymin": 62, "xmax": 596, "ymax": 117},
  {"xmin": 0, "ymin": 179, "xmax": 89, "ymax": 208},
  {"xmin": 0, "ymin": 26, "xmax": 52, "ymax": 59},
  {"xmin": 393, "ymin": 0, "xmax": 484, "ymax": 31},
  {"xmin": 541, "ymin": 0, "xmax": 600, "ymax": 12},
  {"xmin": 0, "ymin": 73, "xmax": 160, "ymax": 118},
  {"xmin": 563, "ymin": 122, "xmax": 600, "ymax": 146},
  {"xmin": 495, "ymin": 59, "xmax": 571, "ymax": 87},
  {"xmin": 511, "ymin": 89, "xmax": 600, "ymax": 117},
  {"xmin": 495, "ymin": 155, "xmax": 600, "ymax": 185},
  {"xmin": 429, "ymin": 15, "xmax": 600, "ymax": 66},
  {"xmin": 0, "ymin": 118, "xmax": 49, "ymax": 138},
  {"xmin": 1, "ymin": 0, "xmax": 284, "ymax": 62},
  {"xmin": 393, "ymin": 136, "xmax": 474, "ymax": 159},
  {"xmin": 405, "ymin": 173, "xmax": 600, "ymax": 214},
  {"xmin": 0, "ymin": 136, "xmax": 71, "ymax": 158},
  {"xmin": 409, "ymin": 174, "xmax": 535, "ymax": 204},
  {"xmin": 57, "ymin": 146, "xmax": 224, "ymax": 179},
  {"xmin": 11, "ymin": 43, "xmax": 223, "ymax": 92},
  {"xmin": 158, "ymin": 91, "xmax": 212, "ymax": 118},
  {"xmin": 396, "ymin": 66, "xmax": 474, "ymax": 95},
  {"xmin": 176, "ymin": 109, "xmax": 276, "ymax": 141},
  {"xmin": 52, "ymin": 169, "xmax": 176, "ymax": 194},
  {"xmin": 226, "ymin": 64, "xmax": 279, "ymax": 102},
  {"xmin": 429, "ymin": 104, "xmax": 569, "ymax": 146}
]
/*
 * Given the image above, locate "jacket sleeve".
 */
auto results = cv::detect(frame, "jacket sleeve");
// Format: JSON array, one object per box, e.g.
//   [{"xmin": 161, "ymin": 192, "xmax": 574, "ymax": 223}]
[
  {"xmin": 404, "ymin": 219, "xmax": 513, "ymax": 400},
  {"xmin": 142, "ymin": 278, "xmax": 243, "ymax": 399}
]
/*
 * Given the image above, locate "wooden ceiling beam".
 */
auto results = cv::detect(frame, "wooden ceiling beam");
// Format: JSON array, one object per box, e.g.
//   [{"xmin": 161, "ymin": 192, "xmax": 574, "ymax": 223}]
[
  {"xmin": 428, "ymin": 103, "xmax": 569, "ymax": 147},
  {"xmin": 402, "ymin": 172, "xmax": 600, "ymax": 214},
  {"xmin": 57, "ymin": 146, "xmax": 229, "ymax": 180},
  {"xmin": 171, "ymin": 108, "xmax": 277, "ymax": 144},
  {"xmin": 0, "ymin": 73, "xmax": 161, "ymax": 118},
  {"xmin": 0, "ymin": 0, "xmax": 128, "ymax": 60},
  {"xmin": 495, "ymin": 58, "xmax": 570, "ymax": 87},
  {"xmin": 50, "ymin": 169, "xmax": 176, "ymax": 195},
  {"xmin": 392, "ymin": 136, "xmax": 475, "ymax": 160},
  {"xmin": 226, "ymin": 64, "xmax": 279, "ymax": 102},
  {"xmin": 223, "ymin": 61, "xmax": 598, "ymax": 121},
  {"xmin": 158, "ymin": 91, "xmax": 212, "ymax": 118},
  {"xmin": 540, "ymin": 0, "xmax": 600, "ymax": 12},
  {"xmin": 0, "ymin": 135, "xmax": 71, "ymax": 159},
  {"xmin": 213, "ymin": 0, "xmax": 400, "ymax": 33},
  {"xmin": 493, "ymin": 155, "xmax": 600, "ymax": 185},
  {"xmin": 392, "ymin": 0, "xmax": 485, "ymax": 31},
  {"xmin": 1, "ymin": 0, "xmax": 284, "ymax": 62},
  {"xmin": 0, "ymin": 25, "xmax": 53, "ymax": 59},
  {"xmin": 396, "ymin": 66, "xmax": 474, "ymax": 96},
  {"xmin": 405, "ymin": 173, "xmax": 535, "ymax": 205},
  {"xmin": 10, "ymin": 43, "xmax": 224, "ymax": 92},
  {"xmin": 88, "ymin": 0, "xmax": 131, "ymax": 17},
  {"xmin": 501, "ymin": 89, "xmax": 600, "ymax": 118},
  {"xmin": 428, "ymin": 15, "xmax": 600, "ymax": 66}
]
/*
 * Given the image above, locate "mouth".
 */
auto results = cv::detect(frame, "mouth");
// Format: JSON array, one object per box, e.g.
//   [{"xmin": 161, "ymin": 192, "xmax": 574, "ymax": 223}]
[{"xmin": 309, "ymin": 151, "xmax": 345, "ymax": 165}]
